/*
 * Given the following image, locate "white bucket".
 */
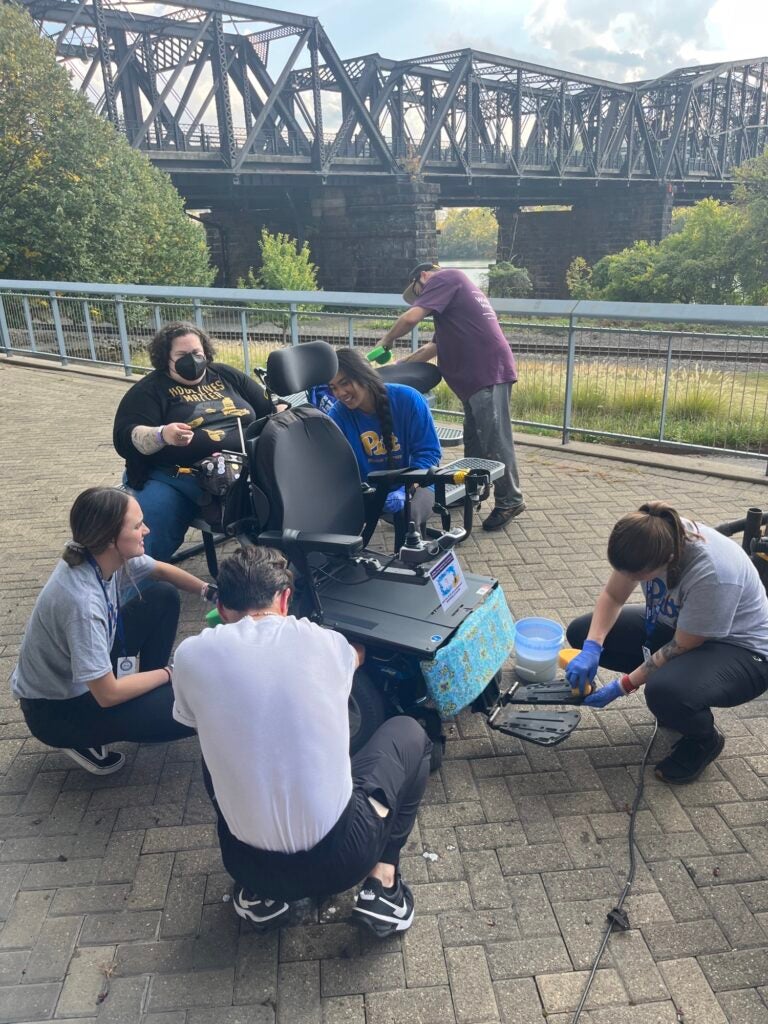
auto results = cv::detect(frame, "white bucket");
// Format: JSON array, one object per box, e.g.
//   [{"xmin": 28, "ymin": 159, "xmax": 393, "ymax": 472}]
[{"xmin": 514, "ymin": 652, "xmax": 559, "ymax": 683}]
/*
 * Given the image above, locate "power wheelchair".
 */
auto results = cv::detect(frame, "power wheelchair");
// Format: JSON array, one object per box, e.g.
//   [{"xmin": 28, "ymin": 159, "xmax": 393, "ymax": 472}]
[{"xmin": 213, "ymin": 342, "xmax": 582, "ymax": 763}]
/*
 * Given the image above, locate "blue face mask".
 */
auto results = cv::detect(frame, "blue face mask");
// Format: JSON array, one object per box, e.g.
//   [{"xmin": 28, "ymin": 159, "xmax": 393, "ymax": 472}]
[{"xmin": 173, "ymin": 352, "xmax": 207, "ymax": 381}]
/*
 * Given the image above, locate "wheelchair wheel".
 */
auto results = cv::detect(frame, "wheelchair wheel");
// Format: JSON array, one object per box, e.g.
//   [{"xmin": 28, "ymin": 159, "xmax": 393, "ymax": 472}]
[
  {"xmin": 349, "ymin": 669, "xmax": 387, "ymax": 756},
  {"xmin": 409, "ymin": 708, "xmax": 444, "ymax": 774}
]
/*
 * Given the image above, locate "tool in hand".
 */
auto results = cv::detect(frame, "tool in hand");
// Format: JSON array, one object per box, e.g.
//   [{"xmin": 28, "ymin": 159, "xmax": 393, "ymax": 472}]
[{"xmin": 367, "ymin": 345, "xmax": 393, "ymax": 365}]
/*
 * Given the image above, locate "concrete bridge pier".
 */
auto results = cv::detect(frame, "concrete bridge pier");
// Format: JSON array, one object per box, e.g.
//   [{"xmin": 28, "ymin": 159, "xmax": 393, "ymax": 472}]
[
  {"xmin": 202, "ymin": 180, "xmax": 440, "ymax": 294},
  {"xmin": 496, "ymin": 182, "xmax": 674, "ymax": 298},
  {"xmin": 307, "ymin": 180, "xmax": 440, "ymax": 293}
]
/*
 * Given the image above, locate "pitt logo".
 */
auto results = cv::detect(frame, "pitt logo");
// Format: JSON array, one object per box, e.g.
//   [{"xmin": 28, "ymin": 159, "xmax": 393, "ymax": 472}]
[{"xmin": 360, "ymin": 430, "xmax": 401, "ymax": 458}]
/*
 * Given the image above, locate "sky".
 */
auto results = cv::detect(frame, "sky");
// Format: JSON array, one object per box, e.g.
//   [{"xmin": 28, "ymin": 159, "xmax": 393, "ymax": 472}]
[{"xmin": 264, "ymin": 0, "xmax": 768, "ymax": 82}]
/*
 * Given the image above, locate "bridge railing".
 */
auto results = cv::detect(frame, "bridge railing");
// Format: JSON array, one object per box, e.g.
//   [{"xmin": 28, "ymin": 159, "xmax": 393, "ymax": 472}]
[{"xmin": 2, "ymin": 279, "xmax": 768, "ymax": 467}]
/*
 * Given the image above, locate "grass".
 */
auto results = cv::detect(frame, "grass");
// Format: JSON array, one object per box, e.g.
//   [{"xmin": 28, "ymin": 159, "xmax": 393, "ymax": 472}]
[
  {"xmin": 433, "ymin": 358, "xmax": 768, "ymax": 454},
  {"xmin": 125, "ymin": 334, "xmax": 768, "ymax": 455}
]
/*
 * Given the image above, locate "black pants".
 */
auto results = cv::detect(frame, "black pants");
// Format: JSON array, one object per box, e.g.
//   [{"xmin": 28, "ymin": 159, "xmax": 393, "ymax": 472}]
[
  {"xmin": 567, "ymin": 607, "xmax": 768, "ymax": 739},
  {"xmin": 203, "ymin": 716, "xmax": 431, "ymax": 903},
  {"xmin": 20, "ymin": 582, "xmax": 195, "ymax": 748}
]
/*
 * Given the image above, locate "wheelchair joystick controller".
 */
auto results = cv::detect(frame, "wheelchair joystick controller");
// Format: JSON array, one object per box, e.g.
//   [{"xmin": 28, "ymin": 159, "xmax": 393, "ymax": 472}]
[{"xmin": 399, "ymin": 522, "xmax": 442, "ymax": 567}]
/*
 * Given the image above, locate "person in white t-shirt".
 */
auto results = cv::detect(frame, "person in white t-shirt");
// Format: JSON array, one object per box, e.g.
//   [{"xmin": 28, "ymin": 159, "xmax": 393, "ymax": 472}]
[
  {"xmin": 566, "ymin": 501, "xmax": 768, "ymax": 784},
  {"xmin": 172, "ymin": 545, "xmax": 431, "ymax": 937}
]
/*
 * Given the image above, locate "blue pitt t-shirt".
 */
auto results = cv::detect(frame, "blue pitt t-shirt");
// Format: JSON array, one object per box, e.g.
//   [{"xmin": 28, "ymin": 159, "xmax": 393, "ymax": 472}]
[{"xmin": 328, "ymin": 383, "xmax": 441, "ymax": 481}]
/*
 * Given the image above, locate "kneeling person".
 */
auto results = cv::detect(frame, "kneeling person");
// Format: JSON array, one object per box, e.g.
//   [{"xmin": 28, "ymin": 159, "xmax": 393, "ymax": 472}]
[{"xmin": 172, "ymin": 546, "xmax": 431, "ymax": 935}]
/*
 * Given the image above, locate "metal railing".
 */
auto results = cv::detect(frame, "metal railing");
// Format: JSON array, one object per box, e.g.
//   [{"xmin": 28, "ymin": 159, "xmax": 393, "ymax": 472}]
[{"xmin": 2, "ymin": 279, "xmax": 768, "ymax": 468}]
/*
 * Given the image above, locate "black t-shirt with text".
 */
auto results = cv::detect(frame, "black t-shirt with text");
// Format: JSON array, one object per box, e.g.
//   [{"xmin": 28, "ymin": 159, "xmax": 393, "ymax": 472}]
[{"xmin": 113, "ymin": 363, "xmax": 272, "ymax": 488}]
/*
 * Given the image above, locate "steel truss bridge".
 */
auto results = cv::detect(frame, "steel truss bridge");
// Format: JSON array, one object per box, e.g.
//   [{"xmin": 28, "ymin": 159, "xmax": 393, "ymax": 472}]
[{"xmin": 21, "ymin": 0, "xmax": 768, "ymax": 203}]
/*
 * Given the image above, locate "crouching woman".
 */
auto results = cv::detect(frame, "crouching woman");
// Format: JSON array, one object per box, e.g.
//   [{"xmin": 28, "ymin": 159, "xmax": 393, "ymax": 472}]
[
  {"xmin": 566, "ymin": 501, "xmax": 768, "ymax": 783},
  {"xmin": 11, "ymin": 487, "xmax": 211, "ymax": 775}
]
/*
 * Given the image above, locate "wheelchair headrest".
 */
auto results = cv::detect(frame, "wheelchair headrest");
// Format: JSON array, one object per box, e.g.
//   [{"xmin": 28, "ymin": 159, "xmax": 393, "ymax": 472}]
[{"xmin": 265, "ymin": 341, "xmax": 338, "ymax": 396}]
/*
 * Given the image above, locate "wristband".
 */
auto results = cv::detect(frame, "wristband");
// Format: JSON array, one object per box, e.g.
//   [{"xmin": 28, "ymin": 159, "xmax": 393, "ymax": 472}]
[
  {"xmin": 162, "ymin": 666, "xmax": 172, "ymax": 684},
  {"xmin": 156, "ymin": 426, "xmax": 165, "ymax": 446},
  {"xmin": 620, "ymin": 674, "xmax": 637, "ymax": 693}
]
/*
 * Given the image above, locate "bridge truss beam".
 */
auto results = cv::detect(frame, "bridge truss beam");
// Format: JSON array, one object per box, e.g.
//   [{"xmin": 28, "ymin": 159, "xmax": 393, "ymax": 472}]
[{"xmin": 20, "ymin": 0, "xmax": 768, "ymax": 190}]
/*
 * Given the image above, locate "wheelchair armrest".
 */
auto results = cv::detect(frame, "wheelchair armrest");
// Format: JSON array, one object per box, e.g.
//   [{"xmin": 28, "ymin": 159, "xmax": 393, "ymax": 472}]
[
  {"xmin": 367, "ymin": 467, "xmax": 435, "ymax": 488},
  {"xmin": 257, "ymin": 529, "xmax": 363, "ymax": 557}
]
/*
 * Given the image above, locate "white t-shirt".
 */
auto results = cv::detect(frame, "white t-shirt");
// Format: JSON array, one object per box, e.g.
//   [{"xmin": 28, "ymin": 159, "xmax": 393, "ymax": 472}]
[{"xmin": 172, "ymin": 614, "xmax": 357, "ymax": 854}]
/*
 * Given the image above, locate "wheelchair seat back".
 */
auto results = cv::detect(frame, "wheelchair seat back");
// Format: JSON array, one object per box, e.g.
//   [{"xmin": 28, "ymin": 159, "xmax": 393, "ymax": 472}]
[{"xmin": 253, "ymin": 406, "xmax": 366, "ymax": 536}]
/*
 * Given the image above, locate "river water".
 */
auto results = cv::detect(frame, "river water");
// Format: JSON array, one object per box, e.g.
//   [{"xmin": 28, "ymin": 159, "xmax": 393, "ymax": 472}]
[{"xmin": 439, "ymin": 259, "xmax": 494, "ymax": 289}]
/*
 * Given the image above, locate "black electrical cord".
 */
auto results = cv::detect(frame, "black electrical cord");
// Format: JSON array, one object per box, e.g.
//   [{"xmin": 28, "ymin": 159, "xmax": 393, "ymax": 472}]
[{"xmin": 570, "ymin": 720, "xmax": 659, "ymax": 1024}]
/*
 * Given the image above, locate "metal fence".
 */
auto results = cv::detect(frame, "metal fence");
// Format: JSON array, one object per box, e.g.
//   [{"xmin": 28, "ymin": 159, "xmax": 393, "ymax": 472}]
[{"xmin": 2, "ymin": 279, "xmax": 768, "ymax": 466}]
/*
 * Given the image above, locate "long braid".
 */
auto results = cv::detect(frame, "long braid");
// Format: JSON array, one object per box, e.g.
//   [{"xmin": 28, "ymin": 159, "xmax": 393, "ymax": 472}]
[
  {"xmin": 334, "ymin": 349, "xmax": 397, "ymax": 466},
  {"xmin": 371, "ymin": 381, "xmax": 396, "ymax": 467}
]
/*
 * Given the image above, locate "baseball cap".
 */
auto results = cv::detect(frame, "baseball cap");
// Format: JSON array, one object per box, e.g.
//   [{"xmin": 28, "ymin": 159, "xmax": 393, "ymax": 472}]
[{"xmin": 408, "ymin": 262, "xmax": 440, "ymax": 282}]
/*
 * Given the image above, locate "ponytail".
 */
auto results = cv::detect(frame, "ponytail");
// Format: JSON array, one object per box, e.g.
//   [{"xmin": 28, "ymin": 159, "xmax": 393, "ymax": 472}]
[
  {"xmin": 62, "ymin": 487, "xmax": 130, "ymax": 568},
  {"xmin": 607, "ymin": 501, "xmax": 701, "ymax": 585}
]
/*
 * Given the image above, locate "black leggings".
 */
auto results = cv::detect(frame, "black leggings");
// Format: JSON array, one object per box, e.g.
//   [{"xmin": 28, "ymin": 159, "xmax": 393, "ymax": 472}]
[
  {"xmin": 20, "ymin": 582, "xmax": 195, "ymax": 748},
  {"xmin": 567, "ymin": 607, "xmax": 768, "ymax": 739},
  {"xmin": 204, "ymin": 716, "xmax": 431, "ymax": 902}
]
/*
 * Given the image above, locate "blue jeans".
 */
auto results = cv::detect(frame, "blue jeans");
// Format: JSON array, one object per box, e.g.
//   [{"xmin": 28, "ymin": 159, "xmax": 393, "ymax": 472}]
[{"xmin": 125, "ymin": 469, "xmax": 204, "ymax": 562}]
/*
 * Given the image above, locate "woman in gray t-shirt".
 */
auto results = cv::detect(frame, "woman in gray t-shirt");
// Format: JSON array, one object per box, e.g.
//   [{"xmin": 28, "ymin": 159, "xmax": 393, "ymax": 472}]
[
  {"xmin": 565, "ymin": 501, "xmax": 768, "ymax": 784},
  {"xmin": 11, "ymin": 487, "xmax": 213, "ymax": 775}
]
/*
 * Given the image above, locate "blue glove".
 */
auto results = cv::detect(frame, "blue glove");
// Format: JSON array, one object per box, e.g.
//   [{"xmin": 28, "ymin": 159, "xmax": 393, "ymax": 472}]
[
  {"xmin": 565, "ymin": 639, "xmax": 603, "ymax": 694},
  {"xmin": 583, "ymin": 679, "xmax": 626, "ymax": 708},
  {"xmin": 384, "ymin": 487, "xmax": 406, "ymax": 514}
]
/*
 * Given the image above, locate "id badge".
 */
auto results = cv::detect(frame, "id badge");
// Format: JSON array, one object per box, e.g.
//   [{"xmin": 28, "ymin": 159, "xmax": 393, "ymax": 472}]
[
  {"xmin": 116, "ymin": 656, "xmax": 137, "ymax": 677},
  {"xmin": 641, "ymin": 646, "xmax": 652, "ymax": 663}
]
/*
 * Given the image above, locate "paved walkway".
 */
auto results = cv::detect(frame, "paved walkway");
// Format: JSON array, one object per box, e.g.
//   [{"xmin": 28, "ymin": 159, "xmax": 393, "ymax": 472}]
[{"xmin": 1, "ymin": 360, "xmax": 767, "ymax": 1024}]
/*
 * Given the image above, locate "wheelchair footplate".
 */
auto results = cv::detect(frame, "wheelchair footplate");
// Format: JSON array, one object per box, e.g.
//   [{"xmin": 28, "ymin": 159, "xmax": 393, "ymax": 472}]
[
  {"xmin": 481, "ymin": 677, "xmax": 581, "ymax": 747},
  {"xmin": 505, "ymin": 679, "xmax": 583, "ymax": 706},
  {"xmin": 488, "ymin": 705, "xmax": 581, "ymax": 747}
]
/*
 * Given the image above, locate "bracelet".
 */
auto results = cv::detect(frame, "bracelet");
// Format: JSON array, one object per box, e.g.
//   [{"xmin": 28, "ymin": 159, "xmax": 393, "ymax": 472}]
[
  {"xmin": 620, "ymin": 674, "xmax": 637, "ymax": 693},
  {"xmin": 156, "ymin": 426, "xmax": 165, "ymax": 446},
  {"xmin": 162, "ymin": 666, "xmax": 172, "ymax": 684}
]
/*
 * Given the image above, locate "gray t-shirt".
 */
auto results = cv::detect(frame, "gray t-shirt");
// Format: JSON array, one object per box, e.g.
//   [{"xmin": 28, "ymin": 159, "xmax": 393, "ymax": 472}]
[
  {"xmin": 11, "ymin": 555, "xmax": 157, "ymax": 701},
  {"xmin": 642, "ymin": 522, "xmax": 768, "ymax": 656}
]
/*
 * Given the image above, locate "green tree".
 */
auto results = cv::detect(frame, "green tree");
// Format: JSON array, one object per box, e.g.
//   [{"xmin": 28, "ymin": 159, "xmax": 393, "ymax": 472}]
[
  {"xmin": 438, "ymin": 208, "xmax": 498, "ymax": 260},
  {"xmin": 653, "ymin": 201, "xmax": 742, "ymax": 303},
  {"xmin": 733, "ymin": 149, "xmax": 768, "ymax": 303},
  {"xmin": 584, "ymin": 240, "xmax": 664, "ymax": 302},
  {"xmin": 0, "ymin": 4, "xmax": 213, "ymax": 285}
]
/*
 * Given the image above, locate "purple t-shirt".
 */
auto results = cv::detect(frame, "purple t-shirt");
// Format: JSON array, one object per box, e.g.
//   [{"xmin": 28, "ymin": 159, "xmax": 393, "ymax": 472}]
[{"xmin": 410, "ymin": 268, "xmax": 517, "ymax": 401}]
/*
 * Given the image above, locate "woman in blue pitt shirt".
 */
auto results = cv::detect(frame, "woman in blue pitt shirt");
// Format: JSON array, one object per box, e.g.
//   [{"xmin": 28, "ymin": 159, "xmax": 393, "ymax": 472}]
[{"xmin": 327, "ymin": 348, "xmax": 441, "ymax": 535}]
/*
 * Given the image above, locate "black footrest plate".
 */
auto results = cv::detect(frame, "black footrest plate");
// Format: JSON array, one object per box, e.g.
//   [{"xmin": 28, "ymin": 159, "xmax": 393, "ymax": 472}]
[
  {"xmin": 488, "ymin": 708, "xmax": 580, "ymax": 746},
  {"xmin": 508, "ymin": 681, "xmax": 582, "ymax": 706}
]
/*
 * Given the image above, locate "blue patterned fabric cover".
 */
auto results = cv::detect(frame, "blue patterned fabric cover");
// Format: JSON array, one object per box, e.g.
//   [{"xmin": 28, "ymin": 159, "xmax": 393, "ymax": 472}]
[{"xmin": 420, "ymin": 585, "xmax": 515, "ymax": 719}]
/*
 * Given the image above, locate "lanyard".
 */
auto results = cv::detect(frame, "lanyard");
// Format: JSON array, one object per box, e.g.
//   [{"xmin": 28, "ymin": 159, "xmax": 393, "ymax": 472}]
[
  {"xmin": 86, "ymin": 554, "xmax": 126, "ymax": 656},
  {"xmin": 644, "ymin": 578, "xmax": 665, "ymax": 641}
]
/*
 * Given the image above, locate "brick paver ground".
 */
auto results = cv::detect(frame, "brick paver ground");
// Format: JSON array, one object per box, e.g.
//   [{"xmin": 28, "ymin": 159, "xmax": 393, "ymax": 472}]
[{"xmin": 1, "ymin": 360, "xmax": 767, "ymax": 1024}]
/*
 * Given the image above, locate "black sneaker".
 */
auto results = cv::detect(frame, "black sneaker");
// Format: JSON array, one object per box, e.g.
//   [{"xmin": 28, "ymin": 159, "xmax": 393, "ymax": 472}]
[
  {"xmin": 353, "ymin": 874, "xmax": 414, "ymax": 937},
  {"xmin": 63, "ymin": 746, "xmax": 125, "ymax": 775},
  {"xmin": 482, "ymin": 503, "xmax": 526, "ymax": 532},
  {"xmin": 232, "ymin": 885, "xmax": 289, "ymax": 931},
  {"xmin": 655, "ymin": 728, "xmax": 725, "ymax": 785}
]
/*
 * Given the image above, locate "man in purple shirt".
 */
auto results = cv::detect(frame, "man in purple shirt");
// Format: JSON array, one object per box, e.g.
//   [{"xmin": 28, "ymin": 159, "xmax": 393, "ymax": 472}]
[{"xmin": 378, "ymin": 263, "xmax": 525, "ymax": 531}]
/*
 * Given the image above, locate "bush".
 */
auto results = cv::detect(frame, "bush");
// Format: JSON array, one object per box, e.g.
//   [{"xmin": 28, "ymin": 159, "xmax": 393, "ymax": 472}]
[
  {"xmin": 238, "ymin": 230, "xmax": 322, "ymax": 340},
  {"xmin": 487, "ymin": 262, "xmax": 533, "ymax": 299}
]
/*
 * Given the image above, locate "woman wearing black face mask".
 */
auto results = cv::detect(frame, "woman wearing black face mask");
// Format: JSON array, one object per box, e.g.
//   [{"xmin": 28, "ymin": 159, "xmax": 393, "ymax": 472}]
[{"xmin": 113, "ymin": 321, "xmax": 274, "ymax": 560}]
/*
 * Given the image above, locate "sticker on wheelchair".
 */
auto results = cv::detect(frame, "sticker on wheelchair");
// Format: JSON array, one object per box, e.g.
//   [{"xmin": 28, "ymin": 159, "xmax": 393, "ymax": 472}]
[
  {"xmin": 116, "ymin": 656, "xmax": 137, "ymax": 677},
  {"xmin": 429, "ymin": 551, "xmax": 467, "ymax": 611}
]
